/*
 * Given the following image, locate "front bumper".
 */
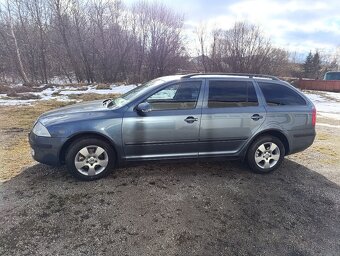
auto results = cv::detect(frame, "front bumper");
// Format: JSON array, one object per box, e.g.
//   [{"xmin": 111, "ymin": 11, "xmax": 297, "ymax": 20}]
[{"xmin": 28, "ymin": 132, "xmax": 66, "ymax": 166}]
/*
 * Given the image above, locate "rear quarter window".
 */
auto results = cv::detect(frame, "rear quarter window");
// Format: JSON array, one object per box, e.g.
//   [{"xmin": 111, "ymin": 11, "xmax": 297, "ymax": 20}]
[{"xmin": 258, "ymin": 82, "xmax": 306, "ymax": 106}]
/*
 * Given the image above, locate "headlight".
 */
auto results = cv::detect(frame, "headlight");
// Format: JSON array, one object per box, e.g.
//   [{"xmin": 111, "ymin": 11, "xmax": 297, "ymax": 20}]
[{"xmin": 32, "ymin": 122, "xmax": 51, "ymax": 137}]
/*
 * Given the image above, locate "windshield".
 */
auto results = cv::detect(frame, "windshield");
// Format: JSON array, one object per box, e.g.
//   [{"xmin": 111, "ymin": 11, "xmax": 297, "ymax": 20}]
[{"xmin": 111, "ymin": 78, "xmax": 165, "ymax": 107}]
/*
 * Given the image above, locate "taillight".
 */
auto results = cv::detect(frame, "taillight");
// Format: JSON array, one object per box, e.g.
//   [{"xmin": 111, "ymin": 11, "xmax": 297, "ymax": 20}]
[{"xmin": 312, "ymin": 107, "xmax": 316, "ymax": 126}]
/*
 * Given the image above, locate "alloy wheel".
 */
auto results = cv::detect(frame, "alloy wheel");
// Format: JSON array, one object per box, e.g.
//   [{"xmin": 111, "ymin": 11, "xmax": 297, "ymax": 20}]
[
  {"xmin": 254, "ymin": 142, "xmax": 280, "ymax": 169},
  {"xmin": 74, "ymin": 145, "xmax": 109, "ymax": 176}
]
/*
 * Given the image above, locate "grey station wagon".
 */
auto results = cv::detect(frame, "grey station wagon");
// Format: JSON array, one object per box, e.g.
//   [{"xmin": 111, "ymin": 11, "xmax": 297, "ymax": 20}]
[{"xmin": 29, "ymin": 73, "xmax": 316, "ymax": 180}]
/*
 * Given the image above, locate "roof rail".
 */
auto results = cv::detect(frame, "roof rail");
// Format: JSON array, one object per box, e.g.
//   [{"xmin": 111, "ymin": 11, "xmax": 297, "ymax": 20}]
[{"xmin": 181, "ymin": 73, "xmax": 280, "ymax": 81}]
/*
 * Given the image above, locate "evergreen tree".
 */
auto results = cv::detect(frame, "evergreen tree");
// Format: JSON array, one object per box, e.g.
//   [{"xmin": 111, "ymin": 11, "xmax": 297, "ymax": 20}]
[
  {"xmin": 303, "ymin": 51, "xmax": 322, "ymax": 79},
  {"xmin": 303, "ymin": 51, "xmax": 314, "ymax": 78},
  {"xmin": 312, "ymin": 52, "xmax": 321, "ymax": 79}
]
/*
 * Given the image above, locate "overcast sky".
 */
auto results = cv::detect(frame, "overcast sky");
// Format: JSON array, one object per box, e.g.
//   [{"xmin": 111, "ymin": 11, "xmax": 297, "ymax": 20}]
[{"xmin": 125, "ymin": 0, "xmax": 340, "ymax": 58}]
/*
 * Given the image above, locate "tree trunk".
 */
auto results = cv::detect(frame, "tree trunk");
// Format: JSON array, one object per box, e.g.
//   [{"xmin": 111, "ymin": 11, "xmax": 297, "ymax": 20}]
[{"xmin": 8, "ymin": 4, "xmax": 29, "ymax": 83}]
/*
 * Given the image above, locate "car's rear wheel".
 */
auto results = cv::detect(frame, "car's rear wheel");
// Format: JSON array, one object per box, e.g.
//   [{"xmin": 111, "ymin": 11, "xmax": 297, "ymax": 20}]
[
  {"xmin": 66, "ymin": 137, "xmax": 115, "ymax": 180},
  {"xmin": 247, "ymin": 136, "xmax": 285, "ymax": 174}
]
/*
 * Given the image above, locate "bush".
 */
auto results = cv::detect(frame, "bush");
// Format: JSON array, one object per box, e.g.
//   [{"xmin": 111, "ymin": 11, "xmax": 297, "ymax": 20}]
[
  {"xmin": 0, "ymin": 85, "xmax": 12, "ymax": 94},
  {"xmin": 6, "ymin": 91, "xmax": 19, "ymax": 97},
  {"xmin": 22, "ymin": 82, "xmax": 40, "ymax": 87},
  {"xmin": 0, "ymin": 84, "xmax": 40, "ymax": 95},
  {"xmin": 18, "ymin": 94, "xmax": 41, "ymax": 100},
  {"xmin": 6, "ymin": 91, "xmax": 41, "ymax": 100}
]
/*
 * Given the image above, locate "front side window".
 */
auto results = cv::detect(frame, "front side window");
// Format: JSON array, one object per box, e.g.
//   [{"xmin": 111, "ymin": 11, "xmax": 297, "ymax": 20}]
[
  {"xmin": 112, "ymin": 78, "xmax": 165, "ymax": 107},
  {"xmin": 208, "ymin": 80, "xmax": 258, "ymax": 108},
  {"xmin": 146, "ymin": 81, "xmax": 201, "ymax": 111},
  {"xmin": 258, "ymin": 82, "xmax": 306, "ymax": 106}
]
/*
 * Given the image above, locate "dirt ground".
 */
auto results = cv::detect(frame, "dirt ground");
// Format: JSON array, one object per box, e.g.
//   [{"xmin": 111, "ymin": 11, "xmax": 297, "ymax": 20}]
[{"xmin": 0, "ymin": 103, "xmax": 339, "ymax": 256}]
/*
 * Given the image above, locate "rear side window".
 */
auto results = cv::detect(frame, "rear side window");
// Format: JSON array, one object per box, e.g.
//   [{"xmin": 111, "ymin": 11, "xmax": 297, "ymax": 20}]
[
  {"xmin": 208, "ymin": 80, "xmax": 258, "ymax": 108},
  {"xmin": 258, "ymin": 82, "xmax": 306, "ymax": 106}
]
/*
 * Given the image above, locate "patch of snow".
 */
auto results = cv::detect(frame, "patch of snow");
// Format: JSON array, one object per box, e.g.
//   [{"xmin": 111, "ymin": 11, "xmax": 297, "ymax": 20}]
[
  {"xmin": 0, "ymin": 99, "xmax": 36, "ymax": 106},
  {"xmin": 59, "ymin": 84, "xmax": 136, "ymax": 95},
  {"xmin": 32, "ymin": 86, "xmax": 59, "ymax": 100},
  {"xmin": 304, "ymin": 90, "xmax": 340, "ymax": 120},
  {"xmin": 0, "ymin": 84, "xmax": 137, "ymax": 106}
]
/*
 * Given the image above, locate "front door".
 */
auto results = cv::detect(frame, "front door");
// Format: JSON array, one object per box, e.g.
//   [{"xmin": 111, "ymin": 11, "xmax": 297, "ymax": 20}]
[
  {"xmin": 122, "ymin": 80, "xmax": 203, "ymax": 160},
  {"xmin": 199, "ymin": 79, "xmax": 266, "ymax": 156}
]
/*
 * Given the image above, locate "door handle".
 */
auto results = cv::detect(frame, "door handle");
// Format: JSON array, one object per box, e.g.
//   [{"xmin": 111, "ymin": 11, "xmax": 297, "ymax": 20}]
[
  {"xmin": 184, "ymin": 116, "xmax": 198, "ymax": 123},
  {"xmin": 251, "ymin": 114, "xmax": 263, "ymax": 121}
]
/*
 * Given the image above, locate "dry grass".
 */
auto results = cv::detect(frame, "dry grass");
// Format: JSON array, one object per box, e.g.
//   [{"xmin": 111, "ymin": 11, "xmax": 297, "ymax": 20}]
[
  {"xmin": 0, "ymin": 101, "xmax": 72, "ymax": 181},
  {"xmin": 96, "ymin": 83, "xmax": 111, "ymax": 90},
  {"xmin": 317, "ymin": 115, "xmax": 340, "ymax": 126},
  {"xmin": 288, "ymin": 129, "xmax": 340, "ymax": 166},
  {"xmin": 0, "ymin": 84, "xmax": 35, "ymax": 94}
]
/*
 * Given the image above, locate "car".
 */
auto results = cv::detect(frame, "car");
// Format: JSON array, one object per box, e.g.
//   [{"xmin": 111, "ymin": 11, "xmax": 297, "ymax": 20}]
[
  {"xmin": 29, "ymin": 73, "xmax": 316, "ymax": 180},
  {"xmin": 324, "ymin": 71, "xmax": 340, "ymax": 80}
]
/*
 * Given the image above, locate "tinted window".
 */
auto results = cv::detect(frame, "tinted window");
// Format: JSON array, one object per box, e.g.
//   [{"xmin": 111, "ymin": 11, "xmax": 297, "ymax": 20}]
[
  {"xmin": 208, "ymin": 81, "xmax": 258, "ymax": 108},
  {"xmin": 146, "ymin": 81, "xmax": 201, "ymax": 110},
  {"xmin": 258, "ymin": 82, "xmax": 306, "ymax": 106},
  {"xmin": 324, "ymin": 72, "xmax": 340, "ymax": 80}
]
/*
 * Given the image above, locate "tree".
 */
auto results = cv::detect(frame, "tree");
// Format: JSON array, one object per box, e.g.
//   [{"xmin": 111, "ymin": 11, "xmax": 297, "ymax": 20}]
[
  {"xmin": 312, "ymin": 51, "xmax": 321, "ymax": 79},
  {"xmin": 193, "ymin": 21, "xmax": 290, "ymax": 76},
  {"xmin": 303, "ymin": 51, "xmax": 322, "ymax": 79},
  {"xmin": 195, "ymin": 22, "xmax": 209, "ymax": 72},
  {"xmin": 303, "ymin": 51, "xmax": 314, "ymax": 78},
  {"xmin": 0, "ymin": 0, "xmax": 29, "ymax": 83}
]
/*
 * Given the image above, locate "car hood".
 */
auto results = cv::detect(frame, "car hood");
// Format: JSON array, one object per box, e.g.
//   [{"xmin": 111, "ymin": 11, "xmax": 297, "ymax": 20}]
[{"xmin": 38, "ymin": 100, "xmax": 114, "ymax": 126}]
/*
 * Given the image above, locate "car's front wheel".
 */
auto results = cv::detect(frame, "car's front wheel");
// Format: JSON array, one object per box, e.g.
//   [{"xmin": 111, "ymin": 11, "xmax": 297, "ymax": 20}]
[
  {"xmin": 65, "ymin": 137, "xmax": 115, "ymax": 180},
  {"xmin": 247, "ymin": 136, "xmax": 285, "ymax": 174}
]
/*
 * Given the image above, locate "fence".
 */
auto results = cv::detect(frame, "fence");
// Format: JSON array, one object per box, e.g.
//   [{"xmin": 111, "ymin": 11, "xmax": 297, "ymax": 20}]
[{"xmin": 297, "ymin": 79, "xmax": 340, "ymax": 92}]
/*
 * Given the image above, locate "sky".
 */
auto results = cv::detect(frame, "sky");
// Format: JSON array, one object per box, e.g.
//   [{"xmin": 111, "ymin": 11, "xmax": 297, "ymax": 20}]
[{"xmin": 125, "ymin": 0, "xmax": 340, "ymax": 59}]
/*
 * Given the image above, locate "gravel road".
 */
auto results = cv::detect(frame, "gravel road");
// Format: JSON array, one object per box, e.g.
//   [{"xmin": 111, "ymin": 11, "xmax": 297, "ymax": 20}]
[{"xmin": 0, "ymin": 158, "xmax": 339, "ymax": 256}]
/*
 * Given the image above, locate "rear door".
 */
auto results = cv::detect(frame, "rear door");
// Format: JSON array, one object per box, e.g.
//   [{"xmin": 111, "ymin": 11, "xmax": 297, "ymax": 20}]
[
  {"xmin": 122, "ymin": 80, "xmax": 204, "ymax": 160},
  {"xmin": 199, "ymin": 79, "xmax": 266, "ymax": 157}
]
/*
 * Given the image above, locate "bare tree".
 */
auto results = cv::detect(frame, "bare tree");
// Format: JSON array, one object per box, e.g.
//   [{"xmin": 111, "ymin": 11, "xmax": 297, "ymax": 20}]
[
  {"xmin": 193, "ymin": 22, "xmax": 290, "ymax": 76},
  {"xmin": 195, "ymin": 22, "xmax": 209, "ymax": 72},
  {"xmin": 0, "ymin": 0, "xmax": 29, "ymax": 83},
  {"xmin": 132, "ymin": 1, "xmax": 186, "ymax": 81}
]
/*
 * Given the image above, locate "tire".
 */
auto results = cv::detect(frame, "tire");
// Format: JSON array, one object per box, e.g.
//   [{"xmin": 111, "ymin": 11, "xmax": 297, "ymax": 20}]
[
  {"xmin": 65, "ymin": 137, "xmax": 115, "ymax": 181},
  {"xmin": 247, "ymin": 136, "xmax": 285, "ymax": 174}
]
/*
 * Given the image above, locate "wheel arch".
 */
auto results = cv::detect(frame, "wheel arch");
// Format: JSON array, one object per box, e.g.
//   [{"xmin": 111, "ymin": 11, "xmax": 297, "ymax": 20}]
[
  {"xmin": 59, "ymin": 132, "xmax": 119, "ymax": 164},
  {"xmin": 243, "ymin": 129, "xmax": 290, "ymax": 159}
]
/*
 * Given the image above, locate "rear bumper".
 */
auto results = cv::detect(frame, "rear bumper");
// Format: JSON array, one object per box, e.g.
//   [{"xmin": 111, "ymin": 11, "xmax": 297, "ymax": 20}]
[
  {"xmin": 288, "ymin": 129, "xmax": 316, "ymax": 155},
  {"xmin": 28, "ymin": 132, "xmax": 66, "ymax": 166}
]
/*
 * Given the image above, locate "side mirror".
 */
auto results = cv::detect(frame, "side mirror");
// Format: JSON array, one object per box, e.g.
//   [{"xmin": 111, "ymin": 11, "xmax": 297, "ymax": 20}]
[{"xmin": 135, "ymin": 102, "xmax": 152, "ymax": 115}]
